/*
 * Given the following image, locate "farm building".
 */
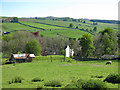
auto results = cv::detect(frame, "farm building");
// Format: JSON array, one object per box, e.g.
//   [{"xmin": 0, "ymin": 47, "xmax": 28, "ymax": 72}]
[
  {"xmin": 9, "ymin": 54, "xmax": 35, "ymax": 63},
  {"xmin": 101, "ymin": 55, "xmax": 119, "ymax": 59},
  {"xmin": 65, "ymin": 45, "xmax": 74, "ymax": 57}
]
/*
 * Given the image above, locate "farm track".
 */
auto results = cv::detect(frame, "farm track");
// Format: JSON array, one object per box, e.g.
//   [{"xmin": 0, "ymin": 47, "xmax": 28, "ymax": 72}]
[{"xmin": 57, "ymin": 63, "xmax": 116, "ymax": 67}]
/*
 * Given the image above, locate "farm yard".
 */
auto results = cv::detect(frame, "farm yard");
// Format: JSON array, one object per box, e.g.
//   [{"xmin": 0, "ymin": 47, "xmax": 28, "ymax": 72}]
[{"xmin": 2, "ymin": 56, "xmax": 119, "ymax": 88}]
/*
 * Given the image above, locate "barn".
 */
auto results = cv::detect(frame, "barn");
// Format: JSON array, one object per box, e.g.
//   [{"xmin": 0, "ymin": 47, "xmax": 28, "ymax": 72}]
[{"xmin": 9, "ymin": 54, "xmax": 35, "ymax": 63}]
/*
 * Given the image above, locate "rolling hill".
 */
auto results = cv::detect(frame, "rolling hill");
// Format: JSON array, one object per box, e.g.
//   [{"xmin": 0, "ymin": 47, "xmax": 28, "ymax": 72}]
[{"xmin": 2, "ymin": 17, "xmax": 118, "ymax": 39}]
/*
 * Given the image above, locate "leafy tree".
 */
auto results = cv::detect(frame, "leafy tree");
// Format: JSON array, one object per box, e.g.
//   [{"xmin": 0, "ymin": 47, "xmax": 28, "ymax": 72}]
[
  {"xmin": 94, "ymin": 28, "xmax": 118, "ymax": 56},
  {"xmin": 76, "ymin": 26, "xmax": 78, "ymax": 29},
  {"xmin": 2, "ymin": 34, "xmax": 13, "ymax": 42},
  {"xmin": 69, "ymin": 23, "xmax": 74, "ymax": 28},
  {"xmin": 13, "ymin": 17, "xmax": 18, "ymax": 22},
  {"xmin": 93, "ymin": 27, "xmax": 97, "ymax": 31},
  {"xmin": 117, "ymin": 33, "xmax": 120, "ymax": 55},
  {"xmin": 83, "ymin": 21, "xmax": 86, "ymax": 23},
  {"xmin": 25, "ymin": 39, "xmax": 41, "ymax": 56},
  {"xmin": 80, "ymin": 34, "xmax": 95, "ymax": 57},
  {"xmin": 101, "ymin": 28, "xmax": 114, "ymax": 35}
]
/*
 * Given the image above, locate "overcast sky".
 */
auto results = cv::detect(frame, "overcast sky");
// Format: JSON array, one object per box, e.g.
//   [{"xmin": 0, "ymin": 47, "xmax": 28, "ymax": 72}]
[{"xmin": 1, "ymin": 0, "xmax": 119, "ymax": 20}]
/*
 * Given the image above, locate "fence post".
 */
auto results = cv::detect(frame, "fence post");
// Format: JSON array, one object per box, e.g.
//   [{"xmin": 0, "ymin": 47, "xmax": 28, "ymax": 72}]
[
  {"xmin": 51, "ymin": 56, "xmax": 52, "ymax": 62},
  {"xmin": 64, "ymin": 51, "xmax": 65, "ymax": 62}
]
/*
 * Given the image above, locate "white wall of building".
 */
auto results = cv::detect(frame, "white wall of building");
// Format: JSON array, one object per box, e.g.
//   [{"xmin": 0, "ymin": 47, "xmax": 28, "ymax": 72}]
[{"xmin": 65, "ymin": 45, "xmax": 74, "ymax": 57}]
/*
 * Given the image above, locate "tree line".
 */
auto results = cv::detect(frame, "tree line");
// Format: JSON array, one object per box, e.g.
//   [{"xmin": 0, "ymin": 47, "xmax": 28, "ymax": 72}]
[{"xmin": 2, "ymin": 28, "xmax": 120, "ymax": 58}]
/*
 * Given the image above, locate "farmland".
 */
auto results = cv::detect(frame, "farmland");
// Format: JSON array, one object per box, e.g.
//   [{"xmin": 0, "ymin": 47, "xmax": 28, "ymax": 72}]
[
  {"xmin": 2, "ymin": 56, "xmax": 119, "ymax": 88},
  {"xmin": 1, "ymin": 17, "xmax": 119, "ymax": 89},
  {"xmin": 2, "ymin": 17, "xmax": 118, "ymax": 39}
]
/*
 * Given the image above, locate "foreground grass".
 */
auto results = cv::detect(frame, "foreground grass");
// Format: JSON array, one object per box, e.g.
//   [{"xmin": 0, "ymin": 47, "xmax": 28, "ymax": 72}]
[{"xmin": 2, "ymin": 56, "xmax": 119, "ymax": 88}]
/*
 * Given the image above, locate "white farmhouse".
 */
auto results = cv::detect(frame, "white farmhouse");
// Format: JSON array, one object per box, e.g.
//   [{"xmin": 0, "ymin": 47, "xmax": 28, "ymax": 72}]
[{"xmin": 65, "ymin": 45, "xmax": 74, "ymax": 57}]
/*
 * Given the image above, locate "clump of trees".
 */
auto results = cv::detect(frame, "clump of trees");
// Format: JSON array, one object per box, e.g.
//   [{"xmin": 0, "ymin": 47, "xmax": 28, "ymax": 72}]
[
  {"xmin": 2, "ymin": 31, "xmax": 41, "ymax": 57},
  {"xmin": 94, "ymin": 28, "xmax": 118, "ymax": 57},
  {"xmin": 2, "ymin": 17, "xmax": 18, "ymax": 23},
  {"xmin": 2, "ymin": 28, "xmax": 119, "ymax": 59},
  {"xmin": 74, "ymin": 28, "xmax": 119, "ymax": 58},
  {"xmin": 42, "ymin": 37, "xmax": 69, "ymax": 55}
]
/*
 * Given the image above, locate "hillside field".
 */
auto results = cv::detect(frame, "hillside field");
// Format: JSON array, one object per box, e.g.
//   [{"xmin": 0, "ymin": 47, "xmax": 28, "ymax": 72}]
[
  {"xmin": 2, "ymin": 18, "xmax": 118, "ymax": 39},
  {"xmin": 2, "ymin": 55, "xmax": 119, "ymax": 88}
]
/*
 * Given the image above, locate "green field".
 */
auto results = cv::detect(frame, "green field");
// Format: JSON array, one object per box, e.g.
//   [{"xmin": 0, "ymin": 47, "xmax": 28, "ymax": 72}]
[
  {"xmin": 2, "ymin": 18, "xmax": 118, "ymax": 39},
  {"xmin": 2, "ymin": 23, "xmax": 40, "ymax": 32},
  {"xmin": 2, "ymin": 56, "xmax": 119, "ymax": 88}
]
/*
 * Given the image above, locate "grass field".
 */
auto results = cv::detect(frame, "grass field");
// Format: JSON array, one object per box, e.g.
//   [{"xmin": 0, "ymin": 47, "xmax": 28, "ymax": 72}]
[
  {"xmin": 2, "ymin": 23, "xmax": 40, "ymax": 32},
  {"xmin": 19, "ymin": 18, "xmax": 118, "ymax": 33},
  {"xmin": 2, "ymin": 18, "xmax": 118, "ymax": 39},
  {"xmin": 2, "ymin": 55, "xmax": 119, "ymax": 88}
]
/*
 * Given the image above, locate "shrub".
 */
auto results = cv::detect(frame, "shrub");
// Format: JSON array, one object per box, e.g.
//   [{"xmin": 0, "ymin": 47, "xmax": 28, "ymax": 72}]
[
  {"xmin": 76, "ymin": 79, "xmax": 86, "ymax": 88},
  {"xmin": 9, "ymin": 76, "xmax": 24, "ymax": 84},
  {"xmin": 103, "ymin": 73, "xmax": 120, "ymax": 83},
  {"xmin": 67, "ymin": 60, "xmax": 72, "ymax": 63},
  {"xmin": 44, "ymin": 80, "xmax": 62, "ymax": 87},
  {"xmin": 64, "ymin": 83, "xmax": 78, "ymax": 88},
  {"xmin": 32, "ymin": 77, "xmax": 44, "ymax": 82},
  {"xmin": 81, "ymin": 79, "xmax": 107, "ymax": 89},
  {"xmin": 91, "ymin": 75, "xmax": 104, "ymax": 78},
  {"xmin": 37, "ymin": 85, "xmax": 43, "ymax": 89}
]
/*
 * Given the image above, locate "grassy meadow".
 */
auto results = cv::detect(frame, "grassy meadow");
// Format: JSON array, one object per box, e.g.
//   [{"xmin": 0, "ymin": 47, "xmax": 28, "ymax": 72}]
[{"xmin": 2, "ymin": 56, "xmax": 119, "ymax": 88}]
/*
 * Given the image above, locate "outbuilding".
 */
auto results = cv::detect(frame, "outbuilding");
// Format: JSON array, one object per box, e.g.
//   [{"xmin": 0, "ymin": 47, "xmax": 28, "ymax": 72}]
[{"xmin": 9, "ymin": 54, "xmax": 35, "ymax": 63}]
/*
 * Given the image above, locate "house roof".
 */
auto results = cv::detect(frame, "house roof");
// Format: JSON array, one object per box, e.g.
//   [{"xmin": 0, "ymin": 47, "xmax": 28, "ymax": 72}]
[
  {"xmin": 12, "ymin": 54, "xmax": 35, "ymax": 59},
  {"xmin": 29, "ymin": 54, "xmax": 35, "ymax": 58}
]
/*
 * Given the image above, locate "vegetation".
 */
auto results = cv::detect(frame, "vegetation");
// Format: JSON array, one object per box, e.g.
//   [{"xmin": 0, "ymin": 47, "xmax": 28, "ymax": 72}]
[
  {"xmin": 2, "ymin": 31, "xmax": 39, "ymax": 57},
  {"xmin": 1, "ymin": 17, "xmax": 119, "ymax": 89},
  {"xmin": 81, "ymin": 79, "xmax": 107, "ymax": 89},
  {"xmin": 2, "ymin": 57, "xmax": 118, "ymax": 88},
  {"xmin": 9, "ymin": 76, "xmax": 24, "ymax": 84},
  {"xmin": 104, "ymin": 73, "xmax": 120, "ymax": 83},
  {"xmin": 25, "ymin": 39, "xmax": 42, "ymax": 56},
  {"xmin": 32, "ymin": 77, "xmax": 44, "ymax": 82},
  {"xmin": 80, "ymin": 34, "xmax": 95, "ymax": 57},
  {"xmin": 94, "ymin": 28, "xmax": 118, "ymax": 57},
  {"xmin": 44, "ymin": 80, "xmax": 62, "ymax": 87},
  {"xmin": 69, "ymin": 23, "xmax": 74, "ymax": 28}
]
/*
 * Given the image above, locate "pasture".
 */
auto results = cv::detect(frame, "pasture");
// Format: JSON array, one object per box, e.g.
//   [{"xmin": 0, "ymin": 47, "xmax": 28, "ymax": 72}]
[
  {"xmin": 2, "ymin": 18, "xmax": 118, "ymax": 39},
  {"xmin": 2, "ymin": 55, "xmax": 119, "ymax": 88}
]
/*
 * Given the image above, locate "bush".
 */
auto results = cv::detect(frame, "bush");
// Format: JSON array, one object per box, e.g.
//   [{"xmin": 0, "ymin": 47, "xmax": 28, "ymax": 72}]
[
  {"xmin": 76, "ymin": 79, "xmax": 86, "ymax": 88},
  {"xmin": 81, "ymin": 79, "xmax": 107, "ymax": 89},
  {"xmin": 32, "ymin": 77, "xmax": 44, "ymax": 82},
  {"xmin": 9, "ymin": 76, "xmax": 24, "ymax": 84},
  {"xmin": 64, "ymin": 79, "xmax": 107, "ymax": 89},
  {"xmin": 103, "ymin": 73, "xmax": 120, "ymax": 83},
  {"xmin": 91, "ymin": 75, "xmax": 104, "ymax": 78},
  {"xmin": 64, "ymin": 83, "xmax": 78, "ymax": 88},
  {"xmin": 44, "ymin": 80, "xmax": 62, "ymax": 87},
  {"xmin": 66, "ymin": 60, "xmax": 72, "ymax": 63}
]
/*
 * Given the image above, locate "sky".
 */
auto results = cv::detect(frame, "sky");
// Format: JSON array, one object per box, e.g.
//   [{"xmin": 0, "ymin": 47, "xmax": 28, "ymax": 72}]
[{"xmin": 1, "ymin": 0, "xmax": 120, "ymax": 20}]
